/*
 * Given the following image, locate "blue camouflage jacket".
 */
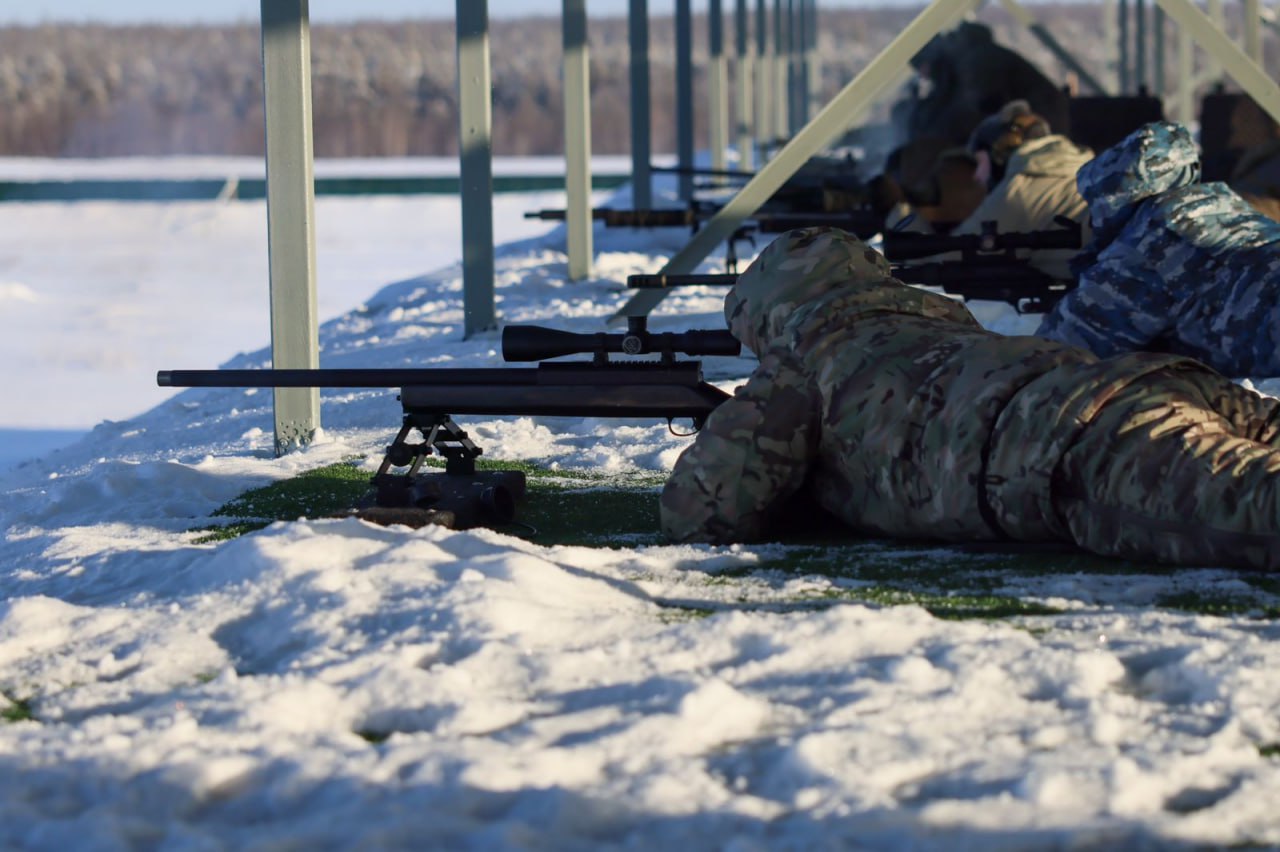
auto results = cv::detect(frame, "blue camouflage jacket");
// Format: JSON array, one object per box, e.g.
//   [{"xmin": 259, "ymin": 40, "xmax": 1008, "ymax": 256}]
[{"xmin": 1035, "ymin": 121, "xmax": 1280, "ymax": 377}]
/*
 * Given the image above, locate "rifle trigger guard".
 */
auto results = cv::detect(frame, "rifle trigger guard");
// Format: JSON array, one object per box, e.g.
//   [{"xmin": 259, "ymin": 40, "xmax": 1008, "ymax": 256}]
[{"xmin": 667, "ymin": 416, "xmax": 702, "ymax": 437}]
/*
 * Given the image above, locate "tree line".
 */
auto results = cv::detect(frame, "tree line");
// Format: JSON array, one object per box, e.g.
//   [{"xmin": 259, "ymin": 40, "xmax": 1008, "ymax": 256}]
[{"xmin": 0, "ymin": 6, "xmax": 1262, "ymax": 158}]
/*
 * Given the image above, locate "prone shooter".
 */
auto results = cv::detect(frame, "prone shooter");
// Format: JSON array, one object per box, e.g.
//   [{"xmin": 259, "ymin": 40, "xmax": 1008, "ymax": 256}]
[{"xmin": 627, "ymin": 219, "xmax": 1083, "ymax": 315}]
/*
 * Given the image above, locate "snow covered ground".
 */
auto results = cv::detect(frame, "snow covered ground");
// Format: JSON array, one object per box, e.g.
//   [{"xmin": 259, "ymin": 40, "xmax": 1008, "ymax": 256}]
[{"xmin": 3, "ymin": 160, "xmax": 1280, "ymax": 849}]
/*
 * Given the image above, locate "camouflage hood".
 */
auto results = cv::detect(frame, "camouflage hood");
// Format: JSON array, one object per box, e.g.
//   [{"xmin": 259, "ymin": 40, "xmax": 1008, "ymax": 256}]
[
  {"xmin": 724, "ymin": 227, "xmax": 894, "ymax": 354},
  {"xmin": 1073, "ymin": 121, "xmax": 1201, "ymax": 267}
]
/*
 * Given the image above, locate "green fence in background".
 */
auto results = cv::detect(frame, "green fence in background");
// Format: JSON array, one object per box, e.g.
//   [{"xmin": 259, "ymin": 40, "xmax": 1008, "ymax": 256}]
[{"xmin": 0, "ymin": 173, "xmax": 631, "ymax": 202}]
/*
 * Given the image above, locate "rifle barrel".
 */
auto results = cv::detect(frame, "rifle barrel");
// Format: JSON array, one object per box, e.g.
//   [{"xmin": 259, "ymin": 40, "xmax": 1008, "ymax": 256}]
[
  {"xmin": 157, "ymin": 368, "xmax": 539, "ymax": 388},
  {"xmin": 158, "ymin": 363, "xmax": 732, "ymax": 420},
  {"xmin": 882, "ymin": 223, "xmax": 1081, "ymax": 261}
]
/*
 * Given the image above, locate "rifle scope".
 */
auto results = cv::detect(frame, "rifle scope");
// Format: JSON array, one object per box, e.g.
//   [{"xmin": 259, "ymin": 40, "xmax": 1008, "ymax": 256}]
[
  {"xmin": 882, "ymin": 218, "xmax": 1082, "ymax": 261},
  {"xmin": 502, "ymin": 317, "xmax": 740, "ymax": 363}
]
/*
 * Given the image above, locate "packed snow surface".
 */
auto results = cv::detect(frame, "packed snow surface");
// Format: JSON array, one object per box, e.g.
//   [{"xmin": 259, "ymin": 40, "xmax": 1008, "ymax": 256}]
[{"xmin": 3, "ymin": 164, "xmax": 1280, "ymax": 849}]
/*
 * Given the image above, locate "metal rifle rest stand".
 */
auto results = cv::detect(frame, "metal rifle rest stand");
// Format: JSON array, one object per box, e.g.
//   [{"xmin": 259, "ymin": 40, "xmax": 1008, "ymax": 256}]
[{"xmin": 359, "ymin": 414, "xmax": 524, "ymax": 531}]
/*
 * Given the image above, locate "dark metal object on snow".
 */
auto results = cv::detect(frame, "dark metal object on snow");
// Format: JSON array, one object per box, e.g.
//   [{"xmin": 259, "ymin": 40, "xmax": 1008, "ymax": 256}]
[{"xmin": 158, "ymin": 318, "xmax": 738, "ymax": 532}]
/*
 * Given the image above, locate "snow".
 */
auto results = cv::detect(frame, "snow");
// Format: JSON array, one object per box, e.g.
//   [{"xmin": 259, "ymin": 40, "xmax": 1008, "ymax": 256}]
[{"xmin": 3, "ymin": 161, "xmax": 1280, "ymax": 849}]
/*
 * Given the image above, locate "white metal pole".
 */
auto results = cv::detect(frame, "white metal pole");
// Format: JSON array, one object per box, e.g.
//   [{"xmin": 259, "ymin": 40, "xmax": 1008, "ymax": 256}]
[
  {"xmin": 735, "ymin": 0, "xmax": 755, "ymax": 169},
  {"xmin": 456, "ymin": 0, "xmax": 496, "ymax": 336},
  {"xmin": 709, "ymin": 0, "xmax": 730, "ymax": 172},
  {"xmin": 260, "ymin": 0, "xmax": 320, "ymax": 454},
  {"xmin": 629, "ymin": 0, "xmax": 653, "ymax": 208},
  {"xmin": 563, "ymin": 0, "xmax": 593, "ymax": 281}
]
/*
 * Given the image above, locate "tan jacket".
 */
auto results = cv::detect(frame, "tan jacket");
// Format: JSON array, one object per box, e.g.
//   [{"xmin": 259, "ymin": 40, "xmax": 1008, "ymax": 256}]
[{"xmin": 887, "ymin": 134, "xmax": 1094, "ymax": 282}]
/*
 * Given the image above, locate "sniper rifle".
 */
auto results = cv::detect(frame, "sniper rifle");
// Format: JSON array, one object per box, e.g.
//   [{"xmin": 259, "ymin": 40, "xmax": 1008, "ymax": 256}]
[
  {"xmin": 524, "ymin": 202, "xmax": 884, "ymax": 272},
  {"xmin": 157, "ymin": 318, "xmax": 739, "ymax": 532},
  {"xmin": 626, "ymin": 220, "xmax": 1083, "ymax": 315},
  {"xmin": 523, "ymin": 203, "xmax": 882, "ymax": 237},
  {"xmin": 881, "ymin": 218, "xmax": 1083, "ymax": 314}
]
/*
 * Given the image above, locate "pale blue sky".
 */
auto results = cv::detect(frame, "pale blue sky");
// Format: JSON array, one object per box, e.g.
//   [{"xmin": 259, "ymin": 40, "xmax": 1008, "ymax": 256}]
[{"xmin": 1, "ymin": 1, "xmax": 897, "ymax": 26}]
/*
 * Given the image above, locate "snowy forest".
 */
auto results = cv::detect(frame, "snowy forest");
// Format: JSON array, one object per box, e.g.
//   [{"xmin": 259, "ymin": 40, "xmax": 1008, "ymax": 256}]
[{"xmin": 0, "ymin": 4, "xmax": 1260, "ymax": 159}]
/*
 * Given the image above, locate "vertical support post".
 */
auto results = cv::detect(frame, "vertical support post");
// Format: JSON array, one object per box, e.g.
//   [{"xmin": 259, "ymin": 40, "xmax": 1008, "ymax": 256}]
[
  {"xmin": 676, "ymin": 0, "xmax": 695, "ymax": 200},
  {"xmin": 1135, "ymin": 0, "xmax": 1147, "ymax": 92},
  {"xmin": 260, "ymin": 0, "xmax": 319, "ymax": 455},
  {"xmin": 1154, "ymin": 6, "xmax": 1166, "ymax": 96},
  {"xmin": 805, "ymin": 0, "xmax": 820, "ymax": 122},
  {"xmin": 563, "ymin": 0, "xmax": 593, "ymax": 280},
  {"xmin": 1101, "ymin": 0, "xmax": 1118, "ymax": 92},
  {"xmin": 755, "ymin": 0, "xmax": 772, "ymax": 157},
  {"xmin": 773, "ymin": 0, "xmax": 789, "ymax": 141},
  {"xmin": 456, "ymin": 0, "xmax": 496, "ymax": 337},
  {"xmin": 790, "ymin": 0, "xmax": 802, "ymax": 133},
  {"xmin": 1244, "ymin": 0, "xmax": 1262, "ymax": 64},
  {"xmin": 1206, "ymin": 0, "xmax": 1224, "ymax": 86},
  {"xmin": 628, "ymin": 0, "xmax": 653, "ymax": 209},
  {"xmin": 1119, "ymin": 0, "xmax": 1130, "ymax": 93},
  {"xmin": 1177, "ymin": 16, "xmax": 1193, "ymax": 121},
  {"xmin": 709, "ymin": 0, "xmax": 729, "ymax": 172},
  {"xmin": 735, "ymin": 0, "xmax": 754, "ymax": 169}
]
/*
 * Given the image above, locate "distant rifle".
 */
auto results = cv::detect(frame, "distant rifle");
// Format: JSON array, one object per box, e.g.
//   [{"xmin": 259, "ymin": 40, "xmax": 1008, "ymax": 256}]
[
  {"xmin": 524, "ymin": 200, "xmax": 880, "ymax": 235},
  {"xmin": 524, "ymin": 202, "xmax": 884, "ymax": 272},
  {"xmin": 627, "ymin": 220, "xmax": 1083, "ymax": 314},
  {"xmin": 882, "ymin": 218, "xmax": 1083, "ymax": 314},
  {"xmin": 158, "ymin": 317, "xmax": 738, "ymax": 532},
  {"xmin": 650, "ymin": 164, "xmax": 753, "ymax": 182}
]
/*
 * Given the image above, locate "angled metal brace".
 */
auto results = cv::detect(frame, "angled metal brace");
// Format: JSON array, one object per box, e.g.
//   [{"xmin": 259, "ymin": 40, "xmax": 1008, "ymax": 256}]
[
  {"xmin": 1155, "ymin": 0, "xmax": 1280, "ymax": 126},
  {"xmin": 612, "ymin": 0, "xmax": 978, "ymax": 322}
]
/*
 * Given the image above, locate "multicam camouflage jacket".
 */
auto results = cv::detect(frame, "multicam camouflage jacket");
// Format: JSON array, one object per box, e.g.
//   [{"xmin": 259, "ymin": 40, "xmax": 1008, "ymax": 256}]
[
  {"xmin": 660, "ymin": 226, "xmax": 1200, "ymax": 544},
  {"xmin": 1036, "ymin": 121, "xmax": 1280, "ymax": 377}
]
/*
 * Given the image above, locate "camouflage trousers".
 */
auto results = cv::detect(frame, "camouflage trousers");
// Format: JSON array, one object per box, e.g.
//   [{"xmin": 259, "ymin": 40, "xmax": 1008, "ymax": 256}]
[{"xmin": 1055, "ymin": 367, "xmax": 1280, "ymax": 571}]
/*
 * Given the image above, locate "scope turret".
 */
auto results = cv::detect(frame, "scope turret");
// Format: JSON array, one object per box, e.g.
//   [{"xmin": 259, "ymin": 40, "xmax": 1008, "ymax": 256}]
[{"xmin": 502, "ymin": 317, "xmax": 740, "ymax": 363}]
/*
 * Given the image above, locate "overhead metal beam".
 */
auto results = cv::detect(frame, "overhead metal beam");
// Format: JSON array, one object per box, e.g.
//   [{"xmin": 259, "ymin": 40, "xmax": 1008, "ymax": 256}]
[
  {"xmin": 629, "ymin": 0, "xmax": 653, "ymax": 209},
  {"xmin": 563, "ymin": 0, "xmax": 593, "ymax": 280},
  {"xmin": 260, "ymin": 0, "xmax": 319, "ymax": 454},
  {"xmin": 456, "ymin": 0, "xmax": 496, "ymax": 336},
  {"xmin": 614, "ymin": 0, "xmax": 976, "ymax": 320}
]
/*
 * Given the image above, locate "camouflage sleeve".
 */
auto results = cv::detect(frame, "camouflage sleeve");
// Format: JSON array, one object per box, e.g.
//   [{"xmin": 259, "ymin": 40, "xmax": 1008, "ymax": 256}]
[
  {"xmin": 1174, "ymin": 366, "xmax": 1280, "ymax": 446},
  {"xmin": 660, "ymin": 348, "xmax": 821, "ymax": 544},
  {"xmin": 1034, "ymin": 239, "xmax": 1175, "ymax": 357}
]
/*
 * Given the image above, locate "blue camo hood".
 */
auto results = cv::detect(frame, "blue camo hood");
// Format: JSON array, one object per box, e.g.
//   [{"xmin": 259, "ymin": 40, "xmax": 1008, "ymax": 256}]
[
  {"xmin": 1074, "ymin": 121, "xmax": 1201, "ymax": 263},
  {"xmin": 725, "ymin": 227, "xmax": 893, "ymax": 354}
]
